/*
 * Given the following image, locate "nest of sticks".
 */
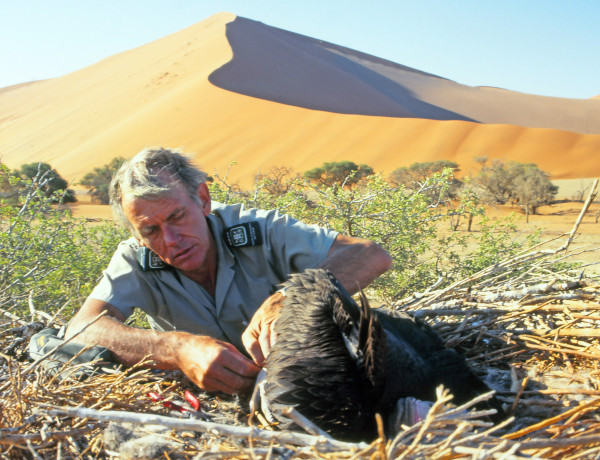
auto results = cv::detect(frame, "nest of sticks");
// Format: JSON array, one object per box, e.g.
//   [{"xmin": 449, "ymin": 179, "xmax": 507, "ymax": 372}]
[{"xmin": 2, "ymin": 185, "xmax": 600, "ymax": 459}]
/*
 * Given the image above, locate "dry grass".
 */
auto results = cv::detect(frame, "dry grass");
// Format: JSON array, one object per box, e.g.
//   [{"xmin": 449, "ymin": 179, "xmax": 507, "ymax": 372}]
[
  {"xmin": 1, "ymin": 186, "xmax": 599, "ymax": 459},
  {"xmin": 2, "ymin": 275, "xmax": 600, "ymax": 458}
]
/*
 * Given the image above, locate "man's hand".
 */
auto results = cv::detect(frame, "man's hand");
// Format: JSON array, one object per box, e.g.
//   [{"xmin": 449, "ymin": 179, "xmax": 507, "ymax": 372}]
[
  {"xmin": 318, "ymin": 234, "xmax": 393, "ymax": 295},
  {"xmin": 242, "ymin": 292, "xmax": 283, "ymax": 366},
  {"xmin": 66, "ymin": 299, "xmax": 260, "ymax": 395},
  {"xmin": 172, "ymin": 333, "xmax": 260, "ymax": 394}
]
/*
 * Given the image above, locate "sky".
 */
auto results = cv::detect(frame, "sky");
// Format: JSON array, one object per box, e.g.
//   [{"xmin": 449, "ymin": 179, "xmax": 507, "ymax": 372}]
[{"xmin": 1, "ymin": 1, "xmax": 598, "ymax": 99}]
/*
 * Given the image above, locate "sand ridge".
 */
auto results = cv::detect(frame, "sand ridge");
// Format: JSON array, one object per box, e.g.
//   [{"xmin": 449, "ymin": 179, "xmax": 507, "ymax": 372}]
[
  {"xmin": 211, "ymin": 17, "xmax": 600, "ymax": 133},
  {"xmin": 0, "ymin": 12, "xmax": 599, "ymax": 188}
]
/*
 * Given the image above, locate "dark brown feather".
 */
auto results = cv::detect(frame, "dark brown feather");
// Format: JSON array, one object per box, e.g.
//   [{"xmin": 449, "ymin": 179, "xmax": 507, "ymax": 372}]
[{"xmin": 262, "ymin": 269, "xmax": 504, "ymax": 441}]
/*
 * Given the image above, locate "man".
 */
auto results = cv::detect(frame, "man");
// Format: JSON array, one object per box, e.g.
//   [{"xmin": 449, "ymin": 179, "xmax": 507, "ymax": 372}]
[{"xmin": 66, "ymin": 148, "xmax": 392, "ymax": 394}]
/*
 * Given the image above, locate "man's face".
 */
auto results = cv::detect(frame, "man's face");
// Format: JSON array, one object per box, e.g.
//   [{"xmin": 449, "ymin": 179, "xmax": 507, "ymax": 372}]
[{"xmin": 122, "ymin": 183, "xmax": 215, "ymax": 275}]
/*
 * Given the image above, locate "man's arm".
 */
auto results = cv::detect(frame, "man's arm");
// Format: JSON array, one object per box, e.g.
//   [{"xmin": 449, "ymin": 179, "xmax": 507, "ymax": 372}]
[
  {"xmin": 66, "ymin": 298, "xmax": 260, "ymax": 394},
  {"xmin": 317, "ymin": 234, "xmax": 393, "ymax": 294},
  {"xmin": 242, "ymin": 234, "xmax": 392, "ymax": 365}
]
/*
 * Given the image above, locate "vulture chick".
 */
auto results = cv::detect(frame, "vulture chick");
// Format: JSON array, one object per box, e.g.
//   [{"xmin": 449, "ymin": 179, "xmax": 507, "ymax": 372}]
[{"xmin": 259, "ymin": 269, "xmax": 504, "ymax": 442}]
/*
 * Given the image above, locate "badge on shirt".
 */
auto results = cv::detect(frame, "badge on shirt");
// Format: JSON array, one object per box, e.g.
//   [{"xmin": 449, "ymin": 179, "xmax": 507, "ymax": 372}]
[
  {"xmin": 223, "ymin": 222, "xmax": 263, "ymax": 248},
  {"xmin": 137, "ymin": 246, "xmax": 168, "ymax": 271}
]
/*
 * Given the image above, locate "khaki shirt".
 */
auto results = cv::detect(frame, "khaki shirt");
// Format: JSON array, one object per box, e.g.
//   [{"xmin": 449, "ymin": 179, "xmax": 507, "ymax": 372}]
[{"xmin": 88, "ymin": 203, "xmax": 337, "ymax": 351}]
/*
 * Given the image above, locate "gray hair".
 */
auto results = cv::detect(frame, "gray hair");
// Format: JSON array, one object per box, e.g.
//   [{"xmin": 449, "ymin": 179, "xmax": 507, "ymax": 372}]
[{"xmin": 110, "ymin": 147, "xmax": 209, "ymax": 232}]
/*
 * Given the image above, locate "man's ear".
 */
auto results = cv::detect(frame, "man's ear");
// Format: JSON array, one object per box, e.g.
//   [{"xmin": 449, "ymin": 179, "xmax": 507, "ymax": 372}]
[{"xmin": 197, "ymin": 182, "xmax": 212, "ymax": 216}]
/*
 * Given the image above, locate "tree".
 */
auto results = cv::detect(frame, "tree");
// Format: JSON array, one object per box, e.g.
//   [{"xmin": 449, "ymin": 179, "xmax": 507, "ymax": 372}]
[
  {"xmin": 304, "ymin": 161, "xmax": 374, "ymax": 188},
  {"xmin": 255, "ymin": 166, "xmax": 300, "ymax": 196},
  {"xmin": 0, "ymin": 162, "xmax": 21, "ymax": 205},
  {"xmin": 448, "ymin": 178, "xmax": 484, "ymax": 232},
  {"xmin": 389, "ymin": 160, "xmax": 462, "ymax": 200},
  {"xmin": 80, "ymin": 157, "xmax": 126, "ymax": 204},
  {"xmin": 511, "ymin": 163, "xmax": 558, "ymax": 220},
  {"xmin": 473, "ymin": 159, "xmax": 557, "ymax": 218},
  {"xmin": 0, "ymin": 173, "xmax": 129, "ymax": 317},
  {"xmin": 17, "ymin": 162, "xmax": 76, "ymax": 202},
  {"xmin": 389, "ymin": 160, "xmax": 459, "ymax": 186},
  {"xmin": 472, "ymin": 159, "xmax": 516, "ymax": 205}
]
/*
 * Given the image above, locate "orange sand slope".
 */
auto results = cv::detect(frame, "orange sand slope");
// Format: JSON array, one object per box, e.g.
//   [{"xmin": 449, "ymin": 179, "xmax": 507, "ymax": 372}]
[{"xmin": 1, "ymin": 12, "xmax": 599, "ymax": 188}]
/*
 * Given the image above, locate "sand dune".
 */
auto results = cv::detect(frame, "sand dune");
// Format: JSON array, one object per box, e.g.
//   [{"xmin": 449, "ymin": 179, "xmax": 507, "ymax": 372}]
[
  {"xmin": 211, "ymin": 17, "xmax": 600, "ymax": 134},
  {"xmin": 0, "ymin": 12, "xmax": 599, "ymax": 188}
]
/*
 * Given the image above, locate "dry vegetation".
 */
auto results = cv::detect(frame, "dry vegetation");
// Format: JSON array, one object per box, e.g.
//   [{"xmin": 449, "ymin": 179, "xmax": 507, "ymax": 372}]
[{"xmin": 2, "ymin": 187, "xmax": 600, "ymax": 458}]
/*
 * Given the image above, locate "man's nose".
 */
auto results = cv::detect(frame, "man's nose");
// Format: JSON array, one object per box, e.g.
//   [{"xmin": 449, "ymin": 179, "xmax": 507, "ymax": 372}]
[{"xmin": 162, "ymin": 225, "xmax": 180, "ymax": 246}]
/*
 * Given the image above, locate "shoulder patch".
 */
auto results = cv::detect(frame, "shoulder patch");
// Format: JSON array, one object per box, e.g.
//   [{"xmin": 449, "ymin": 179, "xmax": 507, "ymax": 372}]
[
  {"xmin": 136, "ymin": 246, "xmax": 168, "ymax": 271},
  {"xmin": 223, "ymin": 222, "xmax": 263, "ymax": 248}
]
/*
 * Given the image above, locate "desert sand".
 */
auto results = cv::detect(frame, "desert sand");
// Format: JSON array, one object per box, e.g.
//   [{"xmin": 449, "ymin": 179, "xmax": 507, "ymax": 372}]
[{"xmin": 1, "ymin": 12, "xmax": 599, "ymax": 189}]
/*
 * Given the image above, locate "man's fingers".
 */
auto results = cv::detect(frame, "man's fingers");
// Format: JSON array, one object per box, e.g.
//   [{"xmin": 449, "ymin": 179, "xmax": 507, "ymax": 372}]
[
  {"xmin": 242, "ymin": 292, "xmax": 284, "ymax": 366},
  {"xmin": 178, "ymin": 336, "xmax": 260, "ymax": 395},
  {"xmin": 241, "ymin": 326, "xmax": 265, "ymax": 366},
  {"xmin": 221, "ymin": 344, "xmax": 261, "ymax": 376},
  {"xmin": 242, "ymin": 322, "xmax": 276, "ymax": 367},
  {"xmin": 258, "ymin": 324, "xmax": 272, "ymax": 362},
  {"xmin": 269, "ymin": 319, "xmax": 278, "ymax": 347},
  {"xmin": 244, "ymin": 337, "xmax": 265, "ymax": 367},
  {"xmin": 204, "ymin": 370, "xmax": 256, "ymax": 394},
  {"xmin": 213, "ymin": 351, "xmax": 259, "ymax": 394}
]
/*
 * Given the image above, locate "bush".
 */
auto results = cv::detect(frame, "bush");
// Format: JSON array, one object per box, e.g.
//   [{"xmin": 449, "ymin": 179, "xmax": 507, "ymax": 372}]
[
  {"xmin": 0, "ymin": 164, "xmax": 20, "ymax": 204},
  {"xmin": 511, "ymin": 163, "xmax": 559, "ymax": 216},
  {"xmin": 16, "ymin": 162, "xmax": 76, "ymax": 203},
  {"xmin": 389, "ymin": 160, "xmax": 460, "ymax": 186},
  {"xmin": 255, "ymin": 166, "xmax": 300, "ymax": 197},
  {"xmin": 210, "ymin": 166, "xmax": 539, "ymax": 300},
  {"xmin": 473, "ymin": 159, "xmax": 558, "ymax": 216},
  {"xmin": 389, "ymin": 160, "xmax": 463, "ymax": 205},
  {"xmin": 0, "ymin": 166, "xmax": 128, "ymax": 319},
  {"xmin": 0, "ymin": 159, "xmax": 551, "ymax": 321},
  {"xmin": 80, "ymin": 157, "xmax": 126, "ymax": 204},
  {"xmin": 304, "ymin": 161, "xmax": 374, "ymax": 188}
]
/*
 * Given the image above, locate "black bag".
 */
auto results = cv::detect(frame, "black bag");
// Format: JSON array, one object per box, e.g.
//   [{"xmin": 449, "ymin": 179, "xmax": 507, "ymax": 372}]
[{"xmin": 27, "ymin": 327, "xmax": 121, "ymax": 380}]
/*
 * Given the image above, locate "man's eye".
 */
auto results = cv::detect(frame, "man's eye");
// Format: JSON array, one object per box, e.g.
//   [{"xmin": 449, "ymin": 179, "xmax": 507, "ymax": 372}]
[
  {"xmin": 172, "ymin": 212, "xmax": 185, "ymax": 222},
  {"xmin": 142, "ymin": 227, "xmax": 157, "ymax": 237}
]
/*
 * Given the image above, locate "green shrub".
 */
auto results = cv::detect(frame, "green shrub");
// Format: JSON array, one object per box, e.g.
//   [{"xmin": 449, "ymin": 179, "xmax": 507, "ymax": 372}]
[
  {"xmin": 16, "ymin": 162, "xmax": 77, "ymax": 203},
  {"xmin": 80, "ymin": 157, "xmax": 126, "ymax": 204},
  {"xmin": 473, "ymin": 159, "xmax": 558, "ymax": 215},
  {"xmin": 304, "ymin": 161, "xmax": 374, "ymax": 188},
  {"xmin": 211, "ymin": 166, "xmax": 542, "ymax": 300},
  {"xmin": 0, "ymin": 159, "xmax": 553, "ymax": 324},
  {"xmin": 0, "ymin": 167, "xmax": 128, "ymax": 320}
]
